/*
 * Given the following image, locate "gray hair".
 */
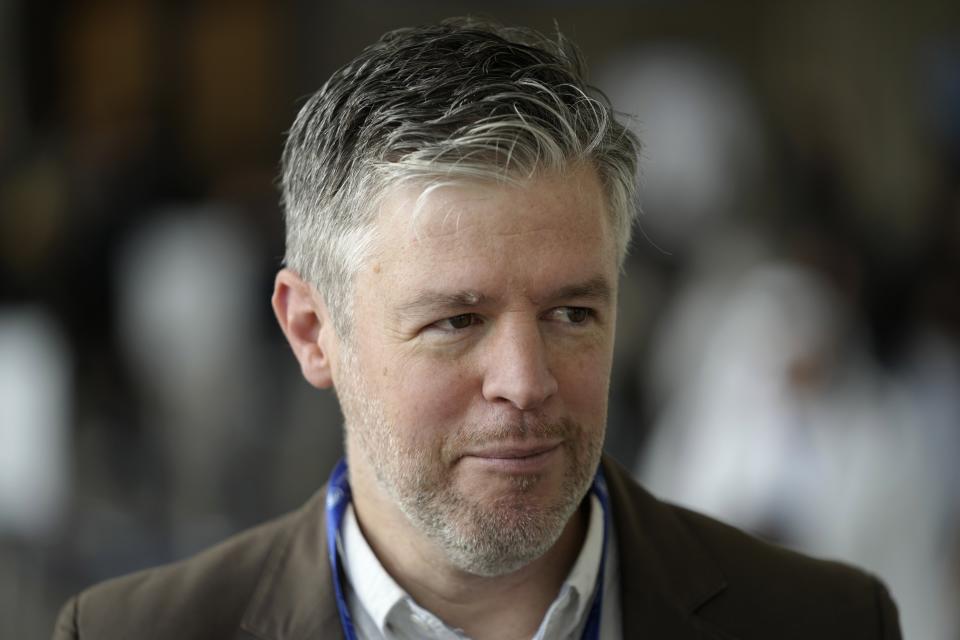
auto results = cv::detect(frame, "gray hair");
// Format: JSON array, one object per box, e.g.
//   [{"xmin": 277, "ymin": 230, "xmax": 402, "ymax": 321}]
[{"xmin": 281, "ymin": 18, "xmax": 640, "ymax": 335}]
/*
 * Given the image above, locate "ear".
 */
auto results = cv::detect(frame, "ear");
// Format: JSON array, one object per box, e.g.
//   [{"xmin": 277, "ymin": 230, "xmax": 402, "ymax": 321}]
[{"xmin": 272, "ymin": 268, "xmax": 337, "ymax": 389}]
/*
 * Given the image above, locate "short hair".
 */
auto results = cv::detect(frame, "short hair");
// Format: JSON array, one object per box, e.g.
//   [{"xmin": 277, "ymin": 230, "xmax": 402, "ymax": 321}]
[{"xmin": 281, "ymin": 17, "xmax": 640, "ymax": 335}]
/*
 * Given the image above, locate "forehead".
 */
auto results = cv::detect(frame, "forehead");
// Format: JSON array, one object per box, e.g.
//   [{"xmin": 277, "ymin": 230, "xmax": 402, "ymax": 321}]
[
  {"xmin": 356, "ymin": 166, "xmax": 618, "ymax": 309},
  {"xmin": 373, "ymin": 166, "xmax": 612, "ymax": 257}
]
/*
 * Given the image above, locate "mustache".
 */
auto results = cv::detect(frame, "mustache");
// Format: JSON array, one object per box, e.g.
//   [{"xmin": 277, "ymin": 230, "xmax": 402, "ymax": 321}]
[{"xmin": 441, "ymin": 415, "xmax": 578, "ymax": 454}]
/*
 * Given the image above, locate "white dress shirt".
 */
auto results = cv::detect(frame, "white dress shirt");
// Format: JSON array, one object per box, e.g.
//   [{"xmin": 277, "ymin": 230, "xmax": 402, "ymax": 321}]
[{"xmin": 338, "ymin": 495, "xmax": 621, "ymax": 639}]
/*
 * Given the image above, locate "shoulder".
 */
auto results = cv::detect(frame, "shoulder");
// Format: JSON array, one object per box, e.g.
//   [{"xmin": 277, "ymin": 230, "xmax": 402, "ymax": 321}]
[
  {"xmin": 53, "ymin": 506, "xmax": 304, "ymax": 640},
  {"xmin": 671, "ymin": 505, "xmax": 899, "ymax": 637},
  {"xmin": 601, "ymin": 456, "xmax": 901, "ymax": 639}
]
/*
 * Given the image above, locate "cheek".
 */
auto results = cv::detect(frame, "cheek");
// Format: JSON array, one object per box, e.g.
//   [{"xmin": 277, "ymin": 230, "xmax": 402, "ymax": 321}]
[
  {"xmin": 555, "ymin": 349, "xmax": 612, "ymax": 418},
  {"xmin": 381, "ymin": 355, "xmax": 478, "ymax": 440}
]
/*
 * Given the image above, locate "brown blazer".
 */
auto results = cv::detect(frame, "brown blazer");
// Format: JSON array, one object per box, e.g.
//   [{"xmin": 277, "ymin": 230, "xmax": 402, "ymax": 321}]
[{"xmin": 53, "ymin": 457, "xmax": 901, "ymax": 639}]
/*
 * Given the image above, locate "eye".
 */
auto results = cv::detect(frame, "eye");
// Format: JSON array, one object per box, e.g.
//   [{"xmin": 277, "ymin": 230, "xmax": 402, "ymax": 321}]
[
  {"xmin": 431, "ymin": 313, "xmax": 481, "ymax": 332},
  {"xmin": 546, "ymin": 306, "xmax": 594, "ymax": 324},
  {"xmin": 563, "ymin": 307, "xmax": 590, "ymax": 324}
]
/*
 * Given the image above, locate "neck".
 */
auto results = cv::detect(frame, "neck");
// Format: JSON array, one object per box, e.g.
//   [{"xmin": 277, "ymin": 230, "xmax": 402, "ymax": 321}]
[{"xmin": 350, "ymin": 464, "xmax": 589, "ymax": 640}]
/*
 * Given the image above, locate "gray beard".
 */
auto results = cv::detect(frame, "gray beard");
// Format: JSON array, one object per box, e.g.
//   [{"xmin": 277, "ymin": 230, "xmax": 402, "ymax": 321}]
[
  {"xmin": 338, "ymin": 350, "xmax": 602, "ymax": 577},
  {"xmin": 388, "ymin": 417, "xmax": 598, "ymax": 577}
]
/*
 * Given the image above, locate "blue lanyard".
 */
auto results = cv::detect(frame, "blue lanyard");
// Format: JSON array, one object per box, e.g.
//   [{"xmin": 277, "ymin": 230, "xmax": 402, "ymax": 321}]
[{"xmin": 325, "ymin": 458, "xmax": 611, "ymax": 640}]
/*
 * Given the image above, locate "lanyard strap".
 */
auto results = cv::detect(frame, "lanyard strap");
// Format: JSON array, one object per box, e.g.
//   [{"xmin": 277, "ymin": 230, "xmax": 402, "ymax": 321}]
[
  {"xmin": 325, "ymin": 459, "xmax": 357, "ymax": 639},
  {"xmin": 325, "ymin": 458, "xmax": 610, "ymax": 640}
]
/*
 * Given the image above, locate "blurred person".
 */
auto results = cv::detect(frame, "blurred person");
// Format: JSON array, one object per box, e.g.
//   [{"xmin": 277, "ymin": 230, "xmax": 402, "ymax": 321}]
[
  {"xmin": 890, "ymin": 325, "xmax": 960, "ymax": 640},
  {"xmin": 116, "ymin": 205, "xmax": 346, "ymax": 546},
  {"xmin": 115, "ymin": 208, "xmax": 275, "ymax": 550},
  {"xmin": 0, "ymin": 308, "xmax": 72, "ymax": 639},
  {"xmin": 638, "ymin": 262, "xmax": 852, "ymax": 536},
  {"xmin": 596, "ymin": 48, "xmax": 766, "ymax": 254},
  {"xmin": 53, "ymin": 19, "xmax": 901, "ymax": 640},
  {"xmin": 637, "ymin": 261, "xmax": 951, "ymax": 639},
  {"xmin": 0, "ymin": 308, "xmax": 70, "ymax": 538},
  {"xmin": 592, "ymin": 48, "xmax": 771, "ymax": 467}
]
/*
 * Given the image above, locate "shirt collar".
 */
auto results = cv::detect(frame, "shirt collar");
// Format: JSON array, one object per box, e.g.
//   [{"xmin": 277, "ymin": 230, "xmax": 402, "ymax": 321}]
[
  {"xmin": 561, "ymin": 493, "xmax": 603, "ymax": 608},
  {"xmin": 339, "ymin": 494, "xmax": 606, "ymax": 639},
  {"xmin": 340, "ymin": 503, "xmax": 408, "ymax": 635}
]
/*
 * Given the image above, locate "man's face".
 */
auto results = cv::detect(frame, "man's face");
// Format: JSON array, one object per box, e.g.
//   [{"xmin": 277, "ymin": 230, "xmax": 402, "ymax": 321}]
[{"xmin": 334, "ymin": 165, "xmax": 618, "ymax": 576}]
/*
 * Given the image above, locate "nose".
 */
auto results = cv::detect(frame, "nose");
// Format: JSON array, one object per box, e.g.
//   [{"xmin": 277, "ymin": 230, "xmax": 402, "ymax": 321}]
[{"xmin": 481, "ymin": 317, "xmax": 559, "ymax": 411}]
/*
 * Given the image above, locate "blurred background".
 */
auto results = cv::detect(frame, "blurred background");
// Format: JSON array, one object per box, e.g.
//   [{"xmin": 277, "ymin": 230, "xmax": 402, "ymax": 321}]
[{"xmin": 1, "ymin": 0, "xmax": 958, "ymax": 637}]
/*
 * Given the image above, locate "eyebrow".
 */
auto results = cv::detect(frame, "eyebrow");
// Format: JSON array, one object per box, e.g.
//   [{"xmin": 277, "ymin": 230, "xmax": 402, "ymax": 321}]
[
  {"xmin": 394, "ymin": 275, "xmax": 613, "ymax": 319},
  {"xmin": 394, "ymin": 290, "xmax": 487, "ymax": 319},
  {"xmin": 542, "ymin": 275, "xmax": 613, "ymax": 306}
]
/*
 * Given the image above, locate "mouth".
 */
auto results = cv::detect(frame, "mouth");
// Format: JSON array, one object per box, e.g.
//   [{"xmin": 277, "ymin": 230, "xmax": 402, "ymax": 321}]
[{"xmin": 460, "ymin": 441, "xmax": 563, "ymax": 473}]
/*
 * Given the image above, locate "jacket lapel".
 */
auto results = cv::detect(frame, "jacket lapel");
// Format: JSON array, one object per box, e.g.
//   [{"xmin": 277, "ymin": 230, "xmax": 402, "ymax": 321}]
[
  {"xmin": 237, "ymin": 487, "xmax": 345, "ymax": 640},
  {"xmin": 603, "ymin": 456, "xmax": 737, "ymax": 640}
]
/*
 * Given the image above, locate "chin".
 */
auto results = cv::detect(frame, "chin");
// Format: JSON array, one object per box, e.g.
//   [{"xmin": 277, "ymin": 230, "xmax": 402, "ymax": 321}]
[{"xmin": 422, "ymin": 471, "xmax": 587, "ymax": 577}]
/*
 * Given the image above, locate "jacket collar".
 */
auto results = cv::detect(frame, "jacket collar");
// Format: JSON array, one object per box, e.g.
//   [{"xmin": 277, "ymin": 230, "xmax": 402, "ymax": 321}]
[
  {"xmin": 601, "ymin": 456, "xmax": 734, "ymax": 639},
  {"xmin": 238, "ymin": 456, "xmax": 732, "ymax": 640},
  {"xmin": 237, "ymin": 490, "xmax": 345, "ymax": 640}
]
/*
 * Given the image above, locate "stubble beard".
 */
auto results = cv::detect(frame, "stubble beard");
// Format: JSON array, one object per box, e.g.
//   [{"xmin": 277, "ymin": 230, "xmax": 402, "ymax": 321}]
[{"xmin": 337, "ymin": 348, "xmax": 604, "ymax": 577}]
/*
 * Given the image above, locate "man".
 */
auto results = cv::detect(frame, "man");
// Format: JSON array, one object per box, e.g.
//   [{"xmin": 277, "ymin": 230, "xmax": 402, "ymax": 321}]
[{"xmin": 55, "ymin": 18, "xmax": 901, "ymax": 640}]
